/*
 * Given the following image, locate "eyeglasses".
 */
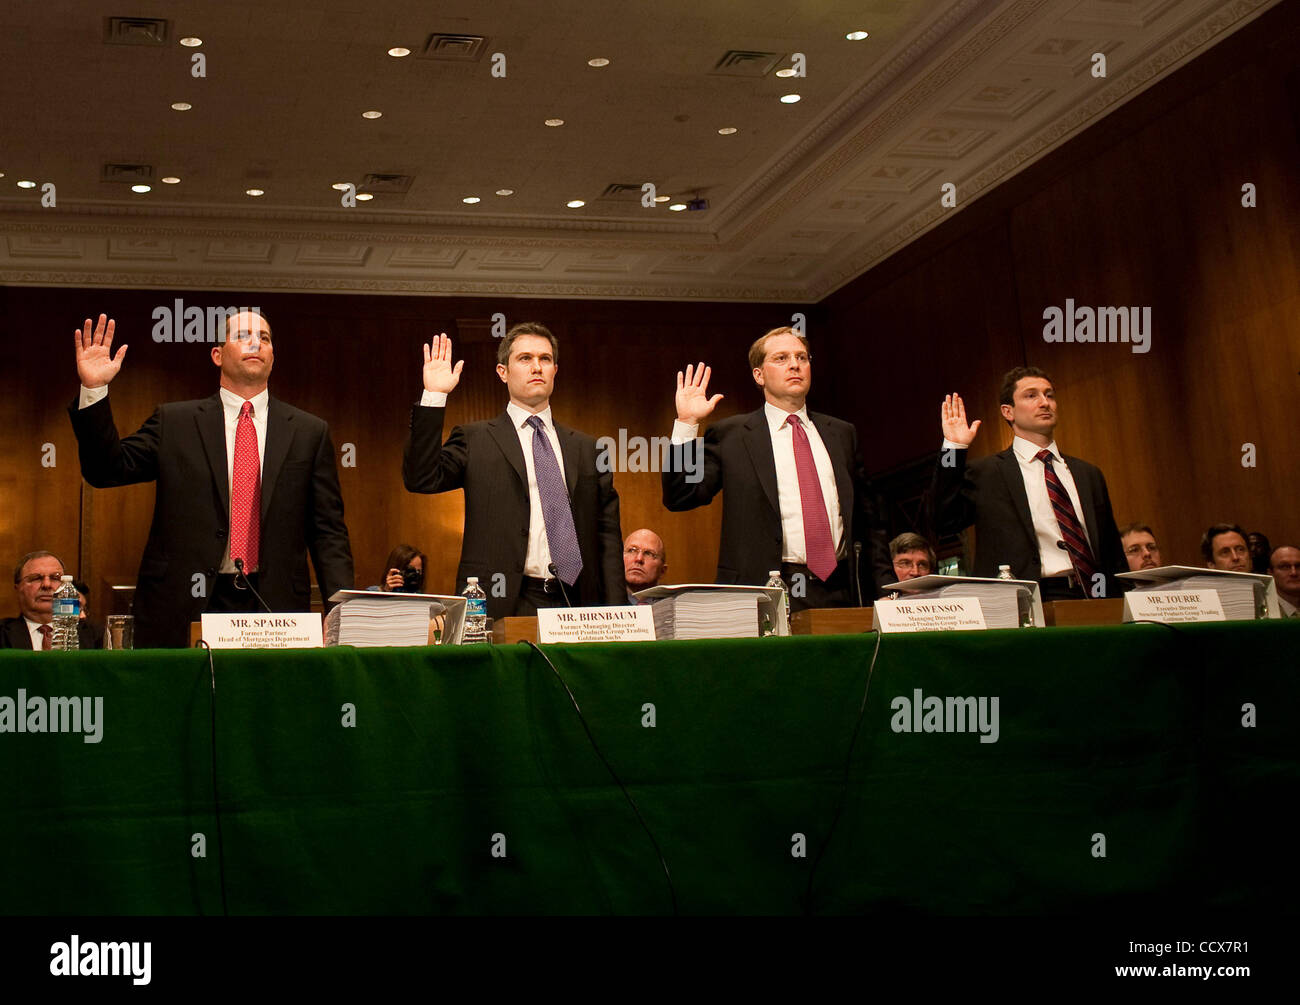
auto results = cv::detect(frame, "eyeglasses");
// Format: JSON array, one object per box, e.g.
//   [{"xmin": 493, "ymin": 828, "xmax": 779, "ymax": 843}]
[
  {"xmin": 767, "ymin": 352, "xmax": 810, "ymax": 366},
  {"xmin": 893, "ymin": 559, "xmax": 931, "ymax": 572},
  {"xmin": 229, "ymin": 329, "xmax": 271, "ymax": 344},
  {"xmin": 1124, "ymin": 543, "xmax": 1160, "ymax": 555},
  {"xmin": 1273, "ymin": 563, "xmax": 1300, "ymax": 573},
  {"xmin": 624, "ymin": 546, "xmax": 662, "ymax": 562}
]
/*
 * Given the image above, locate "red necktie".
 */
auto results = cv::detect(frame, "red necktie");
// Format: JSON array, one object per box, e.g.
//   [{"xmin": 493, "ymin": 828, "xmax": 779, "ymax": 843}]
[
  {"xmin": 38, "ymin": 624, "xmax": 52, "ymax": 651},
  {"xmin": 787, "ymin": 415, "xmax": 838, "ymax": 582},
  {"xmin": 230, "ymin": 400, "xmax": 261, "ymax": 572},
  {"xmin": 1035, "ymin": 449, "xmax": 1098, "ymax": 584}
]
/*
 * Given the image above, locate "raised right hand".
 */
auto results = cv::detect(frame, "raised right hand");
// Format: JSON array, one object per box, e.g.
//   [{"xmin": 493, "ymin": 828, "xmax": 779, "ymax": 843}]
[
  {"xmin": 423, "ymin": 332, "xmax": 464, "ymax": 394},
  {"xmin": 75, "ymin": 314, "xmax": 127, "ymax": 388},
  {"xmin": 940, "ymin": 392, "xmax": 981, "ymax": 445},
  {"xmin": 675, "ymin": 362, "xmax": 724, "ymax": 424}
]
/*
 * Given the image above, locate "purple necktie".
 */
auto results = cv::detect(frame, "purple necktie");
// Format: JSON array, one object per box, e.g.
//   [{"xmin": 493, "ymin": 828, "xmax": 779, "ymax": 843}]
[
  {"xmin": 527, "ymin": 416, "xmax": 583, "ymax": 585},
  {"xmin": 1035, "ymin": 449, "xmax": 1098, "ymax": 584},
  {"xmin": 787, "ymin": 415, "xmax": 838, "ymax": 582}
]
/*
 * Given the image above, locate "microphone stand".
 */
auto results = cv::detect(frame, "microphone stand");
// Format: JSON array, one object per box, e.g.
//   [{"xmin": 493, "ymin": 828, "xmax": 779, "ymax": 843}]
[
  {"xmin": 233, "ymin": 558, "xmax": 273, "ymax": 614},
  {"xmin": 547, "ymin": 563, "xmax": 574, "ymax": 608}
]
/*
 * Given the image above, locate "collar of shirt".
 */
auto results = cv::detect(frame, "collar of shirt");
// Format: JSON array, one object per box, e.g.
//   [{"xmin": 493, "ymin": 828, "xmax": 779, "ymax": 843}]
[
  {"xmin": 23, "ymin": 615, "xmax": 50, "ymax": 645},
  {"xmin": 1012, "ymin": 434, "xmax": 1062, "ymax": 465},
  {"xmin": 219, "ymin": 386, "xmax": 270, "ymax": 421},
  {"xmin": 765, "ymin": 400, "xmax": 811, "ymax": 434},
  {"xmin": 507, "ymin": 401, "xmax": 554, "ymax": 432}
]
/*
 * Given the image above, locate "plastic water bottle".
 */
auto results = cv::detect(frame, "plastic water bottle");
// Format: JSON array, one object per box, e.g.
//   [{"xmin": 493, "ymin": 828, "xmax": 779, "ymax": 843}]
[
  {"xmin": 52, "ymin": 575, "xmax": 80, "ymax": 651},
  {"xmin": 997, "ymin": 565, "xmax": 1014, "ymax": 581},
  {"xmin": 461, "ymin": 577, "xmax": 488, "ymax": 644},
  {"xmin": 765, "ymin": 570, "xmax": 790, "ymax": 635}
]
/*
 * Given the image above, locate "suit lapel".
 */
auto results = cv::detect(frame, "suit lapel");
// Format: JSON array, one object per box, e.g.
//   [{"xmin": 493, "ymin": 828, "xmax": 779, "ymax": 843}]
[
  {"xmin": 260, "ymin": 397, "xmax": 293, "ymax": 521},
  {"xmin": 743, "ymin": 409, "xmax": 780, "ymax": 518},
  {"xmin": 996, "ymin": 448, "xmax": 1038, "ymax": 549},
  {"xmin": 1065, "ymin": 456, "xmax": 1101, "ymax": 552},
  {"xmin": 556, "ymin": 424, "xmax": 580, "ymax": 499},
  {"xmin": 5, "ymin": 619, "xmax": 34, "ymax": 649},
  {"xmin": 809, "ymin": 411, "xmax": 852, "ymax": 535},
  {"xmin": 487, "ymin": 412, "xmax": 528, "ymax": 491},
  {"xmin": 194, "ymin": 394, "xmax": 230, "ymax": 518}
]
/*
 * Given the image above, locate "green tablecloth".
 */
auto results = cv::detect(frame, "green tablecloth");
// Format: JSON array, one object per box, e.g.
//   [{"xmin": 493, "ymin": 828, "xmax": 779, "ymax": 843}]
[{"xmin": 2, "ymin": 622, "xmax": 1295, "ymax": 915}]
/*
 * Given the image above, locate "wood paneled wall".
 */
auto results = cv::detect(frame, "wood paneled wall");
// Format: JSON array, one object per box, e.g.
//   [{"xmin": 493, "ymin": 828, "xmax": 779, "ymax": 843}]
[{"xmin": 821, "ymin": 2, "xmax": 1300, "ymax": 567}]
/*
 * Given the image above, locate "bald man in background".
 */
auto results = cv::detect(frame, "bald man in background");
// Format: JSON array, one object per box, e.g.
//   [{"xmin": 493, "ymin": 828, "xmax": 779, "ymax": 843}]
[{"xmin": 623, "ymin": 528, "xmax": 668, "ymax": 603}]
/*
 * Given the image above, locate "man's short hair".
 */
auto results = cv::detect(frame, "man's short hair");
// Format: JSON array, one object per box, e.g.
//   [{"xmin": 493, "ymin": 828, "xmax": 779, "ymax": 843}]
[
  {"xmin": 998, "ymin": 366, "xmax": 1053, "ymax": 423},
  {"xmin": 889, "ymin": 532, "xmax": 936, "ymax": 565},
  {"xmin": 1118, "ymin": 522, "xmax": 1155, "ymax": 538},
  {"xmin": 748, "ymin": 326, "xmax": 810, "ymax": 371},
  {"xmin": 497, "ymin": 322, "xmax": 558, "ymax": 366},
  {"xmin": 1200, "ymin": 522, "xmax": 1248, "ymax": 563},
  {"xmin": 13, "ymin": 550, "xmax": 61, "ymax": 585}
]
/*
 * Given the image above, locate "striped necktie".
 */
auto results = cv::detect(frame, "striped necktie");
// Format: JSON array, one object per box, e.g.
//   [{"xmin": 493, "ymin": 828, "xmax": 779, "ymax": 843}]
[{"xmin": 1035, "ymin": 449, "xmax": 1098, "ymax": 585}]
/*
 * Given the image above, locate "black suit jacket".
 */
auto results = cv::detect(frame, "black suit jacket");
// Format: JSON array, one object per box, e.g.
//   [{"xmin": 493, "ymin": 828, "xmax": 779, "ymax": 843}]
[
  {"xmin": 929, "ymin": 445, "xmax": 1127, "ymax": 596},
  {"xmin": 0, "ymin": 617, "xmax": 100, "ymax": 650},
  {"xmin": 402, "ymin": 406, "xmax": 625, "ymax": 619},
  {"xmin": 661, "ymin": 407, "xmax": 892, "ymax": 599},
  {"xmin": 68, "ymin": 393, "xmax": 354, "ymax": 648}
]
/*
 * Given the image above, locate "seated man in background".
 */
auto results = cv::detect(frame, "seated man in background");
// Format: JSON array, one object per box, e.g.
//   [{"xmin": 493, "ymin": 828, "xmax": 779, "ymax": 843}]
[
  {"xmin": 369, "ymin": 544, "xmax": 428, "ymax": 593},
  {"xmin": 1, "ymin": 551, "xmax": 100, "ymax": 650},
  {"xmin": 1119, "ymin": 522, "xmax": 1163, "ymax": 571},
  {"xmin": 889, "ymin": 533, "xmax": 935, "ymax": 583},
  {"xmin": 623, "ymin": 528, "xmax": 668, "ymax": 603},
  {"xmin": 1202, "ymin": 523, "xmax": 1251, "ymax": 572},
  {"xmin": 1248, "ymin": 531, "xmax": 1273, "ymax": 574},
  {"xmin": 1268, "ymin": 545, "xmax": 1300, "ymax": 617}
]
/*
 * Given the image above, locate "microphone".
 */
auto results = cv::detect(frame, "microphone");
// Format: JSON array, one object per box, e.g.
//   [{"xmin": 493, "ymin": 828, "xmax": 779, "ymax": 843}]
[
  {"xmin": 852, "ymin": 542, "xmax": 864, "ymax": 607},
  {"xmin": 233, "ymin": 558, "xmax": 273, "ymax": 614},
  {"xmin": 547, "ymin": 563, "xmax": 574, "ymax": 608}
]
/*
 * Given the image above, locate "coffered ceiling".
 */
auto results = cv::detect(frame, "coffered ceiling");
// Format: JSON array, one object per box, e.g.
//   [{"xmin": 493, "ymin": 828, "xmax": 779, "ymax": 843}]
[{"xmin": 0, "ymin": 0, "xmax": 1279, "ymax": 302}]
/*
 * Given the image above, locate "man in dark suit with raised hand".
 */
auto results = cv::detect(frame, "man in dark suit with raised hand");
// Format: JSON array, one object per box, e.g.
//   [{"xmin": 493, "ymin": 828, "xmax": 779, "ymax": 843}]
[
  {"xmin": 1, "ymin": 551, "xmax": 100, "ymax": 650},
  {"xmin": 68, "ymin": 311, "xmax": 354, "ymax": 648},
  {"xmin": 930, "ymin": 366, "xmax": 1125, "ymax": 600},
  {"xmin": 661, "ymin": 326, "xmax": 890, "ymax": 611},
  {"xmin": 402, "ymin": 323, "xmax": 624, "ymax": 619}
]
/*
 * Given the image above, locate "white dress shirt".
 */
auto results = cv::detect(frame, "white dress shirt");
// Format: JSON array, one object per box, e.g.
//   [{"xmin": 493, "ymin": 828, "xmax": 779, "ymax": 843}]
[
  {"xmin": 23, "ymin": 616, "xmax": 51, "ymax": 650},
  {"xmin": 673, "ymin": 402, "xmax": 843, "ymax": 564},
  {"xmin": 942, "ymin": 434, "xmax": 1092, "ymax": 577},
  {"xmin": 80, "ymin": 385, "xmax": 269, "ymax": 574}
]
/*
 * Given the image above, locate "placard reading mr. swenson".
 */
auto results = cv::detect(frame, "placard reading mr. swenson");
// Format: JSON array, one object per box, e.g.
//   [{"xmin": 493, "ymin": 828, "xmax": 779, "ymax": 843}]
[
  {"xmin": 536, "ymin": 606, "xmax": 656, "ymax": 643},
  {"xmin": 201, "ymin": 613, "xmax": 323, "ymax": 649}
]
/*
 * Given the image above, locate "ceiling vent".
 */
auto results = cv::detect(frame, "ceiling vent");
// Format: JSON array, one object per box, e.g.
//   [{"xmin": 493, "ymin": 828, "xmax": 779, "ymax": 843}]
[
  {"xmin": 358, "ymin": 173, "xmax": 414, "ymax": 194},
  {"xmin": 419, "ymin": 33, "xmax": 490, "ymax": 61},
  {"xmin": 599, "ymin": 183, "xmax": 649, "ymax": 201},
  {"xmin": 712, "ymin": 50, "xmax": 782, "ymax": 76},
  {"xmin": 103, "ymin": 17, "xmax": 169, "ymax": 45},
  {"xmin": 101, "ymin": 163, "xmax": 154, "ymax": 183}
]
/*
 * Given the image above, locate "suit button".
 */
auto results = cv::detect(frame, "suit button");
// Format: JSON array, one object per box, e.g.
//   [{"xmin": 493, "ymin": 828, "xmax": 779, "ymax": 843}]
[{"xmin": 216, "ymin": 529, "xmax": 227, "ymax": 540}]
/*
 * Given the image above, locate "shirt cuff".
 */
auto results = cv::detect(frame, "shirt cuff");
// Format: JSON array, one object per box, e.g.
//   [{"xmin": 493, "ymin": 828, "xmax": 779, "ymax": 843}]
[
  {"xmin": 79, "ymin": 385, "xmax": 108, "ymax": 409},
  {"xmin": 419, "ymin": 390, "xmax": 448, "ymax": 408},
  {"xmin": 670, "ymin": 420, "xmax": 698, "ymax": 444},
  {"xmin": 940, "ymin": 439, "xmax": 968, "ymax": 451}
]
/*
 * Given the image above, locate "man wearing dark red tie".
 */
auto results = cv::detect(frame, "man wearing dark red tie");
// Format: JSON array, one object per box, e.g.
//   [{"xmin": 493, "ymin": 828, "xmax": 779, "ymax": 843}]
[
  {"xmin": 661, "ymin": 326, "xmax": 891, "ymax": 611},
  {"xmin": 402, "ymin": 323, "xmax": 624, "ymax": 618},
  {"xmin": 68, "ymin": 311, "xmax": 354, "ymax": 648},
  {"xmin": 930, "ymin": 367, "xmax": 1126, "ymax": 600}
]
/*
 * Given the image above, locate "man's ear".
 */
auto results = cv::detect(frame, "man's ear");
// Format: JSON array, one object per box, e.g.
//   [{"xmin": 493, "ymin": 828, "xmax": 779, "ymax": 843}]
[
  {"xmin": 211, "ymin": 345, "xmax": 223, "ymax": 367},
  {"xmin": 999, "ymin": 403, "xmax": 1015, "ymax": 423},
  {"xmin": 496, "ymin": 363, "xmax": 508, "ymax": 384},
  {"xmin": 752, "ymin": 367, "xmax": 764, "ymax": 388}
]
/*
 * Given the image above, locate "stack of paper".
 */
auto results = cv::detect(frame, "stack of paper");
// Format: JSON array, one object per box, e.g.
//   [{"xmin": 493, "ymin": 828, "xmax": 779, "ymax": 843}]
[
  {"xmin": 905, "ymin": 582, "xmax": 1025, "ymax": 629},
  {"xmin": 652, "ymin": 591, "xmax": 760, "ymax": 640},
  {"xmin": 1142, "ymin": 575, "xmax": 1260, "ymax": 621},
  {"xmin": 334, "ymin": 596, "xmax": 445, "ymax": 647}
]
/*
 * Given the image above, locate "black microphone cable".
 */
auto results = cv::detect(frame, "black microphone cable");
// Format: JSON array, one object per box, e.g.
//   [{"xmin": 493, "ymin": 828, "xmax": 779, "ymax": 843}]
[
  {"xmin": 232, "ymin": 557, "xmax": 273, "ymax": 614},
  {"xmin": 193, "ymin": 638, "xmax": 229, "ymax": 916},
  {"xmin": 521, "ymin": 640, "xmax": 678, "ymax": 916},
  {"xmin": 546, "ymin": 562, "xmax": 575, "ymax": 608}
]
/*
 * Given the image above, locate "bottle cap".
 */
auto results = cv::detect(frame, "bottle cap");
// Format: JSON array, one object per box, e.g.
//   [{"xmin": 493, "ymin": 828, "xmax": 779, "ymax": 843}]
[
  {"xmin": 62, "ymin": 575, "xmax": 74, "ymax": 582},
  {"xmin": 466, "ymin": 576, "xmax": 479, "ymax": 584},
  {"xmin": 768, "ymin": 570, "xmax": 780, "ymax": 577}
]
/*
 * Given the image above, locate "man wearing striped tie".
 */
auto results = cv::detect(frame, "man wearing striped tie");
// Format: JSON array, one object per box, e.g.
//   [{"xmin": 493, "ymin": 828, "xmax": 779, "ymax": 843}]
[{"xmin": 931, "ymin": 367, "xmax": 1127, "ymax": 601}]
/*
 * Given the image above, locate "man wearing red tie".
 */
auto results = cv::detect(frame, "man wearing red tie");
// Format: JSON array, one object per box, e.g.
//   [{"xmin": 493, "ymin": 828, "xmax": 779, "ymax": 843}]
[
  {"xmin": 930, "ymin": 367, "xmax": 1126, "ymax": 601},
  {"xmin": 662, "ymin": 326, "xmax": 891, "ymax": 611},
  {"xmin": 67, "ymin": 311, "xmax": 354, "ymax": 648}
]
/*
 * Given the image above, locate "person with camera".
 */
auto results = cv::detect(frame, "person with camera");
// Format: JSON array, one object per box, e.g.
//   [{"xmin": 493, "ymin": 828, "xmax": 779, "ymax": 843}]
[{"xmin": 372, "ymin": 544, "xmax": 427, "ymax": 593}]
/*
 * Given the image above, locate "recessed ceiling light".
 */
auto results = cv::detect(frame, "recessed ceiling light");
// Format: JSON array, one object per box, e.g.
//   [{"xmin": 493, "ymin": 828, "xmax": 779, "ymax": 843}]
[
  {"xmin": 846, "ymin": 30, "xmax": 869, "ymax": 41},
  {"xmin": 179, "ymin": 36, "xmax": 202, "ymax": 47},
  {"xmin": 654, "ymin": 195, "xmax": 670, "ymax": 203},
  {"xmin": 587, "ymin": 57, "xmax": 609, "ymax": 67},
  {"xmin": 780, "ymin": 93, "xmax": 801, "ymax": 103},
  {"xmin": 668, "ymin": 203, "xmax": 687, "ymax": 212},
  {"xmin": 245, "ymin": 188, "xmax": 264, "ymax": 197},
  {"xmin": 355, "ymin": 192, "xmax": 374, "ymax": 201},
  {"xmin": 495, "ymin": 189, "xmax": 514, "ymax": 196},
  {"xmin": 362, "ymin": 110, "xmax": 383, "ymax": 119},
  {"xmin": 17, "ymin": 180, "xmax": 36, "ymax": 188},
  {"xmin": 776, "ymin": 68, "xmax": 797, "ymax": 78},
  {"xmin": 566, "ymin": 199, "xmax": 585, "ymax": 208},
  {"xmin": 160, "ymin": 176, "xmax": 180, "ymax": 184},
  {"xmin": 462, "ymin": 196, "xmax": 480, "ymax": 204},
  {"xmin": 331, "ymin": 182, "xmax": 350, "ymax": 191},
  {"xmin": 718, "ymin": 126, "xmax": 738, "ymax": 135},
  {"xmin": 388, "ymin": 46, "xmax": 411, "ymax": 57},
  {"xmin": 131, "ymin": 184, "xmax": 151, "ymax": 193},
  {"xmin": 0, "ymin": 172, "xmax": 5, "ymax": 179},
  {"xmin": 545, "ymin": 118, "xmax": 564, "ymax": 127},
  {"xmin": 171, "ymin": 102, "xmax": 192, "ymax": 111}
]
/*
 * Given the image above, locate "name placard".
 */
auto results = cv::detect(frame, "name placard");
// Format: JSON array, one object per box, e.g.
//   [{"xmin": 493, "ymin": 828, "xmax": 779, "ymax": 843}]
[
  {"xmin": 874, "ymin": 597, "xmax": 988, "ymax": 633},
  {"xmin": 536, "ymin": 606, "xmax": 656, "ymax": 643},
  {"xmin": 1124, "ymin": 590, "xmax": 1225, "ymax": 624},
  {"xmin": 201, "ymin": 613, "xmax": 323, "ymax": 649}
]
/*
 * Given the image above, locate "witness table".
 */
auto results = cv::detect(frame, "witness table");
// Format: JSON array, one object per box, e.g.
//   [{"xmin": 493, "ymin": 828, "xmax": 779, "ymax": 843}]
[{"xmin": 1, "ymin": 621, "xmax": 1294, "ymax": 914}]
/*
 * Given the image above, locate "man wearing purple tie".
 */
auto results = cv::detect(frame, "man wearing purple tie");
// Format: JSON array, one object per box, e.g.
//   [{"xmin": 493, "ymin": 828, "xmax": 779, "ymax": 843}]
[
  {"xmin": 402, "ymin": 323, "xmax": 624, "ymax": 618},
  {"xmin": 929, "ymin": 367, "xmax": 1126, "ymax": 601},
  {"xmin": 661, "ymin": 326, "xmax": 891, "ymax": 612}
]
